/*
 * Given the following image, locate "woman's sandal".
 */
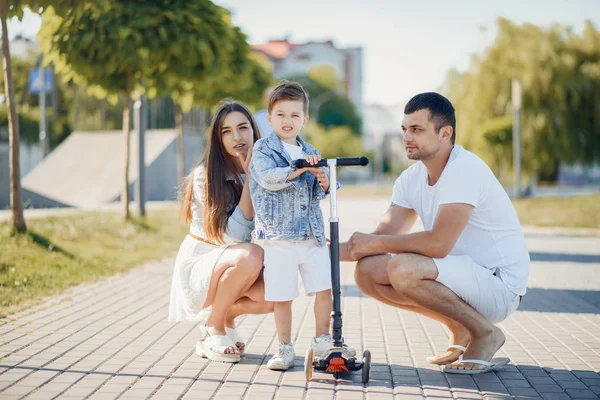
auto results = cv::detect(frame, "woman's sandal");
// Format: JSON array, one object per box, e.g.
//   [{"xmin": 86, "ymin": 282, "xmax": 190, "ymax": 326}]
[
  {"xmin": 427, "ymin": 345, "xmax": 467, "ymax": 365},
  {"xmin": 196, "ymin": 326, "xmax": 241, "ymax": 363},
  {"xmin": 225, "ymin": 327, "xmax": 245, "ymax": 355}
]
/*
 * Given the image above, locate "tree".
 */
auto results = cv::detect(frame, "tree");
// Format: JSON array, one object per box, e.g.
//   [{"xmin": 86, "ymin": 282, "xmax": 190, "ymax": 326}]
[
  {"xmin": 168, "ymin": 21, "xmax": 272, "ymax": 184},
  {"xmin": 286, "ymin": 74, "xmax": 362, "ymax": 135},
  {"xmin": 0, "ymin": 1, "xmax": 72, "ymax": 233},
  {"xmin": 39, "ymin": 0, "xmax": 249, "ymax": 219},
  {"xmin": 441, "ymin": 18, "xmax": 600, "ymax": 183},
  {"xmin": 304, "ymin": 122, "xmax": 363, "ymax": 158},
  {"xmin": 308, "ymin": 63, "xmax": 341, "ymax": 91},
  {"xmin": 481, "ymin": 115, "xmax": 512, "ymax": 182},
  {"xmin": 0, "ymin": 0, "xmax": 26, "ymax": 232}
]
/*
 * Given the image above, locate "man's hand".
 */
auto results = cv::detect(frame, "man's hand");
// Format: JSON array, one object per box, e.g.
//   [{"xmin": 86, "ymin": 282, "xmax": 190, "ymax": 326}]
[{"xmin": 347, "ymin": 232, "xmax": 380, "ymax": 261}]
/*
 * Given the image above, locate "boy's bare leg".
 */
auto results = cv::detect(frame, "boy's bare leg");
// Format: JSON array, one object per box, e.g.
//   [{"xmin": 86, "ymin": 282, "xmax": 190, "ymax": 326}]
[
  {"xmin": 314, "ymin": 289, "xmax": 332, "ymax": 337},
  {"xmin": 274, "ymin": 301, "xmax": 293, "ymax": 344}
]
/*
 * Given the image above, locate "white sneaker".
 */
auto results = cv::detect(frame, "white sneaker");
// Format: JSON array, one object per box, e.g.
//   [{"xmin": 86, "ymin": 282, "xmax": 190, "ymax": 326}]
[
  {"xmin": 310, "ymin": 334, "xmax": 357, "ymax": 358},
  {"xmin": 267, "ymin": 342, "xmax": 296, "ymax": 370}
]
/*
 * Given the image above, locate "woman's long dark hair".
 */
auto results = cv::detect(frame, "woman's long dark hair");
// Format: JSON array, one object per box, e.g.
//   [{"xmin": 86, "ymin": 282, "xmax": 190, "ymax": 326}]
[{"xmin": 180, "ymin": 99, "xmax": 262, "ymax": 243}]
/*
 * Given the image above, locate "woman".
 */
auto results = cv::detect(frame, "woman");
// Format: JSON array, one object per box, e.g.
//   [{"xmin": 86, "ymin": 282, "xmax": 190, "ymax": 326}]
[{"xmin": 169, "ymin": 100, "xmax": 273, "ymax": 363}]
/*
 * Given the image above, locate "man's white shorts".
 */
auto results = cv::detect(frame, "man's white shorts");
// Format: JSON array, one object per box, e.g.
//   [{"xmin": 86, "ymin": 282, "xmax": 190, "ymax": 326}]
[
  {"xmin": 433, "ymin": 255, "xmax": 520, "ymax": 324},
  {"xmin": 260, "ymin": 239, "xmax": 332, "ymax": 302}
]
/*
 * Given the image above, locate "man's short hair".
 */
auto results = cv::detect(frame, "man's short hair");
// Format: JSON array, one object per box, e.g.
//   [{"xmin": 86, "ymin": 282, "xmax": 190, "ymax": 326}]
[
  {"xmin": 268, "ymin": 80, "xmax": 309, "ymax": 115},
  {"xmin": 405, "ymin": 92, "xmax": 456, "ymax": 144}
]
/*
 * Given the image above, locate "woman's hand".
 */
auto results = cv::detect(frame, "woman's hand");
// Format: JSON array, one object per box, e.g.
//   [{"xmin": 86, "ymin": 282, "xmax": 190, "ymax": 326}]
[{"xmin": 236, "ymin": 146, "xmax": 253, "ymax": 175}]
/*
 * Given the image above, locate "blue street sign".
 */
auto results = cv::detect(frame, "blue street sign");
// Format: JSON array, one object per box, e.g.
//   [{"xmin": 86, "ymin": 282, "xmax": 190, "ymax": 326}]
[{"xmin": 28, "ymin": 68, "xmax": 53, "ymax": 94}]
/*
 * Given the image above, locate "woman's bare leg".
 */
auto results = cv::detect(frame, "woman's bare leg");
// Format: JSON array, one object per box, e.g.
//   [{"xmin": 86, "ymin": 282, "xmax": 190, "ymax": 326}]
[
  {"xmin": 225, "ymin": 271, "xmax": 274, "ymax": 325},
  {"xmin": 202, "ymin": 243, "xmax": 264, "ymax": 352},
  {"xmin": 221, "ymin": 271, "xmax": 274, "ymax": 351}
]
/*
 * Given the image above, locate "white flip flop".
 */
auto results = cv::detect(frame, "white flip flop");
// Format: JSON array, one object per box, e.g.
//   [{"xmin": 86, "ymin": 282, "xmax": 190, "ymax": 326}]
[
  {"xmin": 225, "ymin": 327, "xmax": 245, "ymax": 355},
  {"xmin": 443, "ymin": 357, "xmax": 510, "ymax": 374},
  {"xmin": 427, "ymin": 345, "xmax": 467, "ymax": 365}
]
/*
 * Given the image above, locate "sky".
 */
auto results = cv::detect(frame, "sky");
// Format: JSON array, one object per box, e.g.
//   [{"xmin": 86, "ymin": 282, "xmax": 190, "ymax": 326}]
[{"xmin": 8, "ymin": 0, "xmax": 600, "ymax": 107}]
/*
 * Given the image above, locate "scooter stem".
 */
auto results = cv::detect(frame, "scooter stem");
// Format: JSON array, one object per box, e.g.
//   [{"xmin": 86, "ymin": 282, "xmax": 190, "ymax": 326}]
[{"xmin": 327, "ymin": 159, "xmax": 343, "ymax": 347}]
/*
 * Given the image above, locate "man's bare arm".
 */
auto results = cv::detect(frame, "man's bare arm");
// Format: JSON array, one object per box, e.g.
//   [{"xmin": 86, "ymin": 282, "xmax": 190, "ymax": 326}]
[
  {"xmin": 340, "ymin": 203, "xmax": 418, "ymax": 261},
  {"xmin": 372, "ymin": 203, "xmax": 419, "ymax": 236},
  {"xmin": 371, "ymin": 203, "xmax": 474, "ymax": 259}
]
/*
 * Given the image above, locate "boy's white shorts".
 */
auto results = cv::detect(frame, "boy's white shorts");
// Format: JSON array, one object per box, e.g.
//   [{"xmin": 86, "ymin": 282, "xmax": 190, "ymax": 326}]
[{"xmin": 259, "ymin": 239, "xmax": 332, "ymax": 302}]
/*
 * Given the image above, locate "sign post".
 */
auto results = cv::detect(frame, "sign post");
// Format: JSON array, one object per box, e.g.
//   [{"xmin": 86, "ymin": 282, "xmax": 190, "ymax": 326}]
[{"xmin": 29, "ymin": 68, "xmax": 53, "ymax": 158}]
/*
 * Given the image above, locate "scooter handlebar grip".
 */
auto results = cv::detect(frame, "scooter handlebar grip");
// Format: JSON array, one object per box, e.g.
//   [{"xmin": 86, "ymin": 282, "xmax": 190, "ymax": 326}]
[
  {"xmin": 336, "ymin": 157, "xmax": 369, "ymax": 166},
  {"xmin": 294, "ymin": 159, "xmax": 327, "ymax": 168},
  {"xmin": 293, "ymin": 156, "xmax": 369, "ymax": 168}
]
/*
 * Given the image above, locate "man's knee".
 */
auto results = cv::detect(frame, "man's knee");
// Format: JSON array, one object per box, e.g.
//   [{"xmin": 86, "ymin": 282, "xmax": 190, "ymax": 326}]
[
  {"xmin": 354, "ymin": 258, "xmax": 377, "ymax": 295},
  {"xmin": 387, "ymin": 254, "xmax": 420, "ymax": 290}
]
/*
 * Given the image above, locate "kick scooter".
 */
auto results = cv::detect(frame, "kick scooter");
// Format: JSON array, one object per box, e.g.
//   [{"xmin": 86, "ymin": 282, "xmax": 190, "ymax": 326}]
[{"xmin": 294, "ymin": 156, "xmax": 372, "ymax": 383}]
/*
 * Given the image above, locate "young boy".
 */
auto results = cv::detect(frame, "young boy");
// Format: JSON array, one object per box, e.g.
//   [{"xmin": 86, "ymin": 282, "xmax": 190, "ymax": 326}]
[{"xmin": 249, "ymin": 80, "xmax": 355, "ymax": 370}]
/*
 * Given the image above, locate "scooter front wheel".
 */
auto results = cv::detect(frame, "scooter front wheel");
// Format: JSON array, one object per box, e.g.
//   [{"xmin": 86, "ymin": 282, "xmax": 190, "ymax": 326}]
[{"xmin": 304, "ymin": 347, "xmax": 314, "ymax": 381}]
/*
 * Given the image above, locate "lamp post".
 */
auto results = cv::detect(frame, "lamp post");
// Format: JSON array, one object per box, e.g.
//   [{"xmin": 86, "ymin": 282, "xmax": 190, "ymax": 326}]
[
  {"xmin": 134, "ymin": 97, "xmax": 147, "ymax": 217},
  {"xmin": 512, "ymin": 79, "xmax": 522, "ymax": 198}
]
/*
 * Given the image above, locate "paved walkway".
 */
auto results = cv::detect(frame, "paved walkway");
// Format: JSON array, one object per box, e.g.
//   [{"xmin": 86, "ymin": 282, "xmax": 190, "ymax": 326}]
[{"xmin": 1, "ymin": 198, "xmax": 600, "ymax": 399}]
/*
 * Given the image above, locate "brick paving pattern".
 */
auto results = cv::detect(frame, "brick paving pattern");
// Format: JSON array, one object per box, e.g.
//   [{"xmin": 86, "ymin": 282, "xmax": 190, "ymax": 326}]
[{"xmin": 1, "ymin": 197, "xmax": 599, "ymax": 399}]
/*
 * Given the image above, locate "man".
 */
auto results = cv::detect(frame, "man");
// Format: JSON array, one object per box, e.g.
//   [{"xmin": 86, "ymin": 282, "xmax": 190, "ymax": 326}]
[{"xmin": 341, "ymin": 92, "xmax": 529, "ymax": 374}]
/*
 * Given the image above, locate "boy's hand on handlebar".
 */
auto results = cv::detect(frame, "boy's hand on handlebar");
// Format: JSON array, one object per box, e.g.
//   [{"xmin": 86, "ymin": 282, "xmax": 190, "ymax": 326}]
[
  {"xmin": 287, "ymin": 155, "xmax": 322, "ymax": 181},
  {"xmin": 307, "ymin": 167, "xmax": 330, "ymax": 191},
  {"xmin": 304, "ymin": 154, "xmax": 321, "ymax": 165}
]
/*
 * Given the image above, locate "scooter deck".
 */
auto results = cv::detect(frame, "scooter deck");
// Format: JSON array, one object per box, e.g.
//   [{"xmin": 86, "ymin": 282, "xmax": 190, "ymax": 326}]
[{"xmin": 315, "ymin": 346, "xmax": 355, "ymax": 360}]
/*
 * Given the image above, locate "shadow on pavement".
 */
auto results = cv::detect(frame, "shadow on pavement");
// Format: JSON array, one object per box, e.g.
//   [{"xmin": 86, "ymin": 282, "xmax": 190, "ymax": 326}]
[
  {"xmin": 529, "ymin": 252, "xmax": 600, "ymax": 264},
  {"xmin": 342, "ymin": 285, "xmax": 600, "ymax": 313}
]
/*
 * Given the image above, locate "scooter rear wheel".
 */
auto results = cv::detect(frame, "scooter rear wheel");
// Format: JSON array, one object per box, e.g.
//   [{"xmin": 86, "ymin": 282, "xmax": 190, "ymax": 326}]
[{"xmin": 362, "ymin": 350, "xmax": 371, "ymax": 383}]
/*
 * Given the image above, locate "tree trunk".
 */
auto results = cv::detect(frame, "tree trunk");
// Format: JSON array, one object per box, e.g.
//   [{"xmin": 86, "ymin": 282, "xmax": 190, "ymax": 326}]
[
  {"xmin": 101, "ymin": 98, "xmax": 107, "ymax": 130},
  {"xmin": 72, "ymin": 84, "xmax": 78, "ymax": 131},
  {"xmin": 122, "ymin": 70, "xmax": 132, "ymax": 220},
  {"xmin": 175, "ymin": 105, "xmax": 185, "ymax": 186},
  {"xmin": 1, "ymin": 1, "xmax": 26, "ymax": 233},
  {"xmin": 538, "ymin": 159, "xmax": 560, "ymax": 183}
]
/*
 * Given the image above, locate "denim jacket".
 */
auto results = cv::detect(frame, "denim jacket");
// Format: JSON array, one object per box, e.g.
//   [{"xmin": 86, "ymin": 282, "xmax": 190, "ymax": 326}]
[{"xmin": 249, "ymin": 133, "xmax": 332, "ymax": 247}]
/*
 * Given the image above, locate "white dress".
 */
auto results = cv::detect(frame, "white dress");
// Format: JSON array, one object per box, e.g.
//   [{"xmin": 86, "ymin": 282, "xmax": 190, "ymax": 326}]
[{"xmin": 168, "ymin": 165, "xmax": 253, "ymax": 323}]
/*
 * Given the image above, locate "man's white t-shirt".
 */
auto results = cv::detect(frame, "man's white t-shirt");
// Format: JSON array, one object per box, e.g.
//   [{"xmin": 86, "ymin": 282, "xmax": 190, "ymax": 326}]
[{"xmin": 392, "ymin": 145, "xmax": 530, "ymax": 296}]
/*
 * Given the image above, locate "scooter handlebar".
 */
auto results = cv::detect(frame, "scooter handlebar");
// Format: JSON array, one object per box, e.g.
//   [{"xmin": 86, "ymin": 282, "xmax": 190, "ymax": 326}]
[{"xmin": 294, "ymin": 156, "xmax": 369, "ymax": 169}]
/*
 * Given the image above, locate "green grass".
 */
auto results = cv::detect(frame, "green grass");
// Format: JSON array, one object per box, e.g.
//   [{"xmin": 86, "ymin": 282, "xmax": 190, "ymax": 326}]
[
  {"xmin": 0, "ymin": 208, "xmax": 188, "ymax": 318},
  {"xmin": 513, "ymin": 194, "xmax": 600, "ymax": 229}
]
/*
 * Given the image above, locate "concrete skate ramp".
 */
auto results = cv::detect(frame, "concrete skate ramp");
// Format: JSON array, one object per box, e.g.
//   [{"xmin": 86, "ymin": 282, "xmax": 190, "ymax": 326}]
[{"xmin": 21, "ymin": 130, "xmax": 178, "ymax": 208}]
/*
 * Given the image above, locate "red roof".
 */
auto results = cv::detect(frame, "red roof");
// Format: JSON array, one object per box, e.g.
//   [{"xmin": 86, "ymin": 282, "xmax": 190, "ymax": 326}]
[{"xmin": 252, "ymin": 40, "xmax": 300, "ymax": 60}]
